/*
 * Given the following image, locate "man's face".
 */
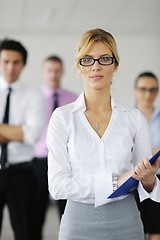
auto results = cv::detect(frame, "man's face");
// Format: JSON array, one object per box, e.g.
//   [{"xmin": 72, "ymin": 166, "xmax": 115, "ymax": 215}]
[
  {"xmin": 43, "ymin": 60, "xmax": 63, "ymax": 89},
  {"xmin": 0, "ymin": 50, "xmax": 24, "ymax": 84}
]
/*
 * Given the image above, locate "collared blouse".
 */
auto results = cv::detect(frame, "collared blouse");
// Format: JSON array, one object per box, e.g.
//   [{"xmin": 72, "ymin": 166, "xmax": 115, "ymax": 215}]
[{"xmin": 46, "ymin": 93, "xmax": 160, "ymax": 207}]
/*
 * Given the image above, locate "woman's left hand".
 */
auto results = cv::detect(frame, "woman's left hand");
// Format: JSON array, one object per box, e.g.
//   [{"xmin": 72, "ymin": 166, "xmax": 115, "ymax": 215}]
[{"xmin": 132, "ymin": 156, "xmax": 160, "ymax": 192}]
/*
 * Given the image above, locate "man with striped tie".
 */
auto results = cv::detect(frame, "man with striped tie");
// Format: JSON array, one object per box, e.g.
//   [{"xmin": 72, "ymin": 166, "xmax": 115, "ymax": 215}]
[{"xmin": 33, "ymin": 55, "xmax": 78, "ymax": 240}]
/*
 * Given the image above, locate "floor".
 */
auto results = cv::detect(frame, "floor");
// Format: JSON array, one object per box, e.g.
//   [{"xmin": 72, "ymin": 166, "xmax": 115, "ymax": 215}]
[{"xmin": 1, "ymin": 201, "xmax": 59, "ymax": 240}]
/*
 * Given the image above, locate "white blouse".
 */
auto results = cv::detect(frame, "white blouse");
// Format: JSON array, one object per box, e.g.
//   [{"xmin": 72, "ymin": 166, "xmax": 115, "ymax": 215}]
[{"xmin": 46, "ymin": 93, "xmax": 160, "ymax": 207}]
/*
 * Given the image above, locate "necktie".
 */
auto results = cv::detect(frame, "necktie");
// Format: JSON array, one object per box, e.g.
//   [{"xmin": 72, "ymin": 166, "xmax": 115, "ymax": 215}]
[
  {"xmin": 53, "ymin": 92, "xmax": 59, "ymax": 110},
  {"xmin": 0, "ymin": 87, "xmax": 12, "ymax": 169}
]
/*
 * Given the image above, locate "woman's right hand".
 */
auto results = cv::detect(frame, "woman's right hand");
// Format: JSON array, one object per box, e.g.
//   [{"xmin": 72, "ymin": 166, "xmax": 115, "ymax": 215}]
[{"xmin": 117, "ymin": 156, "xmax": 160, "ymax": 191}]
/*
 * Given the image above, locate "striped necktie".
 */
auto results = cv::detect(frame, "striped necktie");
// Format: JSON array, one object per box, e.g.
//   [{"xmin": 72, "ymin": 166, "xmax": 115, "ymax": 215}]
[{"xmin": 53, "ymin": 92, "xmax": 59, "ymax": 110}]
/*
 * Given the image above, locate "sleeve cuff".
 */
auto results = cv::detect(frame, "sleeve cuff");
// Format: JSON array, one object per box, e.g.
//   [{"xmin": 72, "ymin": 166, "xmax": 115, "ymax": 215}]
[
  {"xmin": 94, "ymin": 172, "xmax": 113, "ymax": 207},
  {"xmin": 138, "ymin": 177, "xmax": 160, "ymax": 202},
  {"xmin": 22, "ymin": 125, "xmax": 39, "ymax": 144}
]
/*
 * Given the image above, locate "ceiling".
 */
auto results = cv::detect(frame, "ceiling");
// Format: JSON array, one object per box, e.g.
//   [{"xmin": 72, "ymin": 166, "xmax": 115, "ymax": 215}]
[{"xmin": 0, "ymin": 0, "xmax": 160, "ymax": 36}]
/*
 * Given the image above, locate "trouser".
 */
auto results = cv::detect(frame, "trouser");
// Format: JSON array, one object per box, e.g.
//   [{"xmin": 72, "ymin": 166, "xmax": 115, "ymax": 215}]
[
  {"xmin": 32, "ymin": 158, "xmax": 49, "ymax": 240},
  {"xmin": 0, "ymin": 161, "xmax": 37, "ymax": 240},
  {"xmin": 134, "ymin": 175, "xmax": 160, "ymax": 234},
  {"xmin": 57, "ymin": 199, "xmax": 67, "ymax": 220},
  {"xmin": 32, "ymin": 157, "xmax": 67, "ymax": 238}
]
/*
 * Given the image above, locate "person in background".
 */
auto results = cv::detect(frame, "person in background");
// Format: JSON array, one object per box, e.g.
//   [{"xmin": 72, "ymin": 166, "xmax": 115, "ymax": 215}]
[
  {"xmin": 46, "ymin": 28, "xmax": 160, "ymax": 240},
  {"xmin": 33, "ymin": 55, "xmax": 78, "ymax": 240},
  {"xmin": 134, "ymin": 71, "xmax": 160, "ymax": 240},
  {"xmin": 0, "ymin": 39, "xmax": 44, "ymax": 240}
]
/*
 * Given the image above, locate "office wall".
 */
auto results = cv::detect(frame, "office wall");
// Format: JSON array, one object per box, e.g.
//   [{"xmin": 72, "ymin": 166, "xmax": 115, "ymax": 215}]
[{"xmin": 0, "ymin": 32, "xmax": 160, "ymax": 107}]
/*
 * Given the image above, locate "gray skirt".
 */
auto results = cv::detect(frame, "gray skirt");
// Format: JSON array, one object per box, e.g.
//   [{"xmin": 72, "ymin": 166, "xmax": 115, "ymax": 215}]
[{"xmin": 59, "ymin": 194, "xmax": 144, "ymax": 240}]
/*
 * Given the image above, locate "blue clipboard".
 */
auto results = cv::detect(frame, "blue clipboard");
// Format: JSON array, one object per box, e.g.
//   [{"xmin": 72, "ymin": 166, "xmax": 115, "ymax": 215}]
[{"xmin": 108, "ymin": 150, "xmax": 160, "ymax": 199}]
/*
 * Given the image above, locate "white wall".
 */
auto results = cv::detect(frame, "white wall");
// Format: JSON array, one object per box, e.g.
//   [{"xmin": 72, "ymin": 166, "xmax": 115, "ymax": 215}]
[{"xmin": 1, "ymin": 32, "xmax": 160, "ymax": 107}]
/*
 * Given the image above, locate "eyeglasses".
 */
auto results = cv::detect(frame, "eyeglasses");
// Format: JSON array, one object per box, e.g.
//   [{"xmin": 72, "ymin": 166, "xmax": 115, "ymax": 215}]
[
  {"xmin": 79, "ymin": 56, "xmax": 115, "ymax": 66},
  {"xmin": 136, "ymin": 87, "xmax": 158, "ymax": 94}
]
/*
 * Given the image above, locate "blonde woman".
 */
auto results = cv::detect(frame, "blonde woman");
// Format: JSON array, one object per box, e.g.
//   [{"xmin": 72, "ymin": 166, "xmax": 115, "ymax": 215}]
[{"xmin": 46, "ymin": 29, "xmax": 160, "ymax": 240}]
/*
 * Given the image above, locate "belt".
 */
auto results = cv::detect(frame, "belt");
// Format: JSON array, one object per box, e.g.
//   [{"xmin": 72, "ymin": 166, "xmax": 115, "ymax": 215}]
[
  {"xmin": 34, "ymin": 157, "xmax": 47, "ymax": 161},
  {"xmin": 0, "ymin": 161, "xmax": 32, "ymax": 171}
]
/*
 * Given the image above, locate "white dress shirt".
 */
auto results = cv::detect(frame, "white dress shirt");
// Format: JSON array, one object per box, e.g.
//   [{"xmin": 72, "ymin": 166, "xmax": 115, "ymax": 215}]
[
  {"xmin": 0, "ymin": 76, "xmax": 45, "ymax": 163},
  {"xmin": 46, "ymin": 93, "xmax": 160, "ymax": 207}
]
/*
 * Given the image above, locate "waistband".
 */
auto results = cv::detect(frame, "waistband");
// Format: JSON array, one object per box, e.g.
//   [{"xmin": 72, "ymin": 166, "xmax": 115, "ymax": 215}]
[
  {"xmin": 65, "ymin": 194, "xmax": 139, "ymax": 222},
  {"xmin": 0, "ymin": 161, "xmax": 32, "ymax": 171},
  {"xmin": 34, "ymin": 157, "xmax": 47, "ymax": 161}
]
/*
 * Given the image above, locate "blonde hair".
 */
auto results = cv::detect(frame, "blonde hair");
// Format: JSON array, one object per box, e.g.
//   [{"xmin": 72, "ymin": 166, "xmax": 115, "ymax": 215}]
[{"xmin": 74, "ymin": 28, "xmax": 119, "ymax": 69}]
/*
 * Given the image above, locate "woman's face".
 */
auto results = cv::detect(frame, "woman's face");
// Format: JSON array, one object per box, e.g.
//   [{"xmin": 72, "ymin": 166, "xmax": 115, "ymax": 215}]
[
  {"xmin": 135, "ymin": 77, "xmax": 158, "ymax": 108},
  {"xmin": 78, "ymin": 41, "xmax": 117, "ymax": 91}
]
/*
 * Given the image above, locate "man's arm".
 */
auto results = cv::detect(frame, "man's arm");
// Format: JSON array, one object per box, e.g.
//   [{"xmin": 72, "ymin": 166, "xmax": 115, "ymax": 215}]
[
  {"xmin": 0, "ymin": 124, "xmax": 23, "ymax": 143},
  {"xmin": 0, "ymin": 134, "xmax": 9, "ymax": 144},
  {"xmin": 0, "ymin": 90, "xmax": 45, "ymax": 145}
]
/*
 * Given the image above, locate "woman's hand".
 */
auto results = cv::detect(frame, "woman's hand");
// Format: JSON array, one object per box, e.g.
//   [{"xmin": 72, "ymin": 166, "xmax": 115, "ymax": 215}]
[
  {"xmin": 117, "ymin": 157, "xmax": 160, "ymax": 192},
  {"xmin": 132, "ymin": 157, "xmax": 160, "ymax": 192}
]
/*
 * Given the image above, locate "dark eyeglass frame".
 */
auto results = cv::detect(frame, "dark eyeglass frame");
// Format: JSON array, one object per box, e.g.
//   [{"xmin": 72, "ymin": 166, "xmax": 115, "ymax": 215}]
[
  {"xmin": 136, "ymin": 87, "xmax": 159, "ymax": 94},
  {"xmin": 79, "ymin": 56, "xmax": 116, "ymax": 66}
]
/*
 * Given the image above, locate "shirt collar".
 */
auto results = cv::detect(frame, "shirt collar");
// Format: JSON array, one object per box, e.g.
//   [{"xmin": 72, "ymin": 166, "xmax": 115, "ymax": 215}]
[
  {"xmin": 43, "ymin": 85, "xmax": 63, "ymax": 98},
  {"xmin": 0, "ymin": 75, "xmax": 22, "ymax": 91},
  {"xmin": 150, "ymin": 107, "xmax": 160, "ymax": 120},
  {"xmin": 72, "ymin": 92, "xmax": 127, "ymax": 112}
]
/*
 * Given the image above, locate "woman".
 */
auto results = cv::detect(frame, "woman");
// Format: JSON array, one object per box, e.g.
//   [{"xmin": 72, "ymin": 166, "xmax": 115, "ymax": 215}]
[
  {"xmin": 46, "ymin": 29, "xmax": 160, "ymax": 240},
  {"xmin": 134, "ymin": 72, "xmax": 160, "ymax": 240}
]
